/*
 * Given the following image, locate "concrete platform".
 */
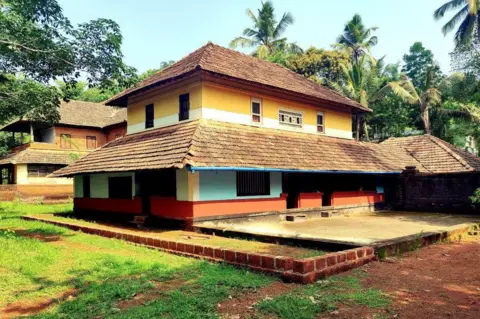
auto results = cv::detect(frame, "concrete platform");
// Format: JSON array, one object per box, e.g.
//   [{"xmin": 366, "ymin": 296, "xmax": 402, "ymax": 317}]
[{"xmin": 194, "ymin": 211, "xmax": 479, "ymax": 251}]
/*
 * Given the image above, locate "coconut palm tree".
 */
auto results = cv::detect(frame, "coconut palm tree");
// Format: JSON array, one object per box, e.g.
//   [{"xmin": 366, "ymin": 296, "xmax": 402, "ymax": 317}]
[
  {"xmin": 434, "ymin": 0, "xmax": 480, "ymax": 47},
  {"xmin": 335, "ymin": 14, "xmax": 378, "ymax": 64},
  {"xmin": 229, "ymin": 1, "xmax": 302, "ymax": 59},
  {"xmin": 378, "ymin": 69, "xmax": 479, "ymax": 134}
]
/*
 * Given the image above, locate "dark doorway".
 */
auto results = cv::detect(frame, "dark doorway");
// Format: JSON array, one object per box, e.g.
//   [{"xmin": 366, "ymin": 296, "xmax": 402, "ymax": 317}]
[
  {"xmin": 135, "ymin": 169, "xmax": 177, "ymax": 214},
  {"xmin": 1, "ymin": 165, "xmax": 14, "ymax": 184}
]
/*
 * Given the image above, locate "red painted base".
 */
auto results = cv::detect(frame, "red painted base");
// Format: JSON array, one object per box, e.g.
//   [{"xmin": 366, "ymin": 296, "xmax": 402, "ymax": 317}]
[
  {"xmin": 330, "ymin": 191, "xmax": 384, "ymax": 206},
  {"xmin": 74, "ymin": 197, "xmax": 142, "ymax": 214},
  {"xmin": 297, "ymin": 192, "xmax": 323, "ymax": 209}
]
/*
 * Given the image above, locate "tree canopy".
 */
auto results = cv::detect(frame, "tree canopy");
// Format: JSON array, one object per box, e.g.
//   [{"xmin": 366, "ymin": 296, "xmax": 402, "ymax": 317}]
[{"xmin": 0, "ymin": 0, "xmax": 136, "ymax": 124}]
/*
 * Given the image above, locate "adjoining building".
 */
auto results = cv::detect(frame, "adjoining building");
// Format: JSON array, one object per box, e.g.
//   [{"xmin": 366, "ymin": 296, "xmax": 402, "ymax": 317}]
[
  {"xmin": 52, "ymin": 43, "xmax": 480, "ymax": 224},
  {"xmin": 0, "ymin": 100, "xmax": 127, "ymax": 201}
]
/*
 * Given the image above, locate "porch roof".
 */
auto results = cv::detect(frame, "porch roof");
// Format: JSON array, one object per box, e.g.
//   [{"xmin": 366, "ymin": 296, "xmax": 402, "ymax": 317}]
[
  {"xmin": 0, "ymin": 148, "xmax": 89, "ymax": 166},
  {"xmin": 52, "ymin": 119, "xmax": 425, "ymax": 177},
  {"xmin": 381, "ymin": 135, "xmax": 480, "ymax": 174}
]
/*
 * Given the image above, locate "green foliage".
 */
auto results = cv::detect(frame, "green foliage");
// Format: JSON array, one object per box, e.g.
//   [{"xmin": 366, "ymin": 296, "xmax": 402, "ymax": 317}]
[
  {"xmin": 470, "ymin": 188, "xmax": 480, "ymax": 204},
  {"xmin": 0, "ymin": 204, "xmax": 273, "ymax": 318},
  {"xmin": 230, "ymin": 0, "xmax": 302, "ymax": 59},
  {"xmin": 288, "ymin": 47, "xmax": 350, "ymax": 83},
  {"xmin": 0, "ymin": 0, "xmax": 136, "ymax": 124},
  {"xmin": 402, "ymin": 42, "xmax": 444, "ymax": 91},
  {"xmin": 434, "ymin": 0, "xmax": 480, "ymax": 47},
  {"xmin": 335, "ymin": 14, "xmax": 378, "ymax": 64}
]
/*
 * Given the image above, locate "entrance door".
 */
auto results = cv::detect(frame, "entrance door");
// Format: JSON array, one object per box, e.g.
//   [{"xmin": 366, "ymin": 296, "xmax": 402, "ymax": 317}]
[{"xmin": 136, "ymin": 169, "xmax": 177, "ymax": 215}]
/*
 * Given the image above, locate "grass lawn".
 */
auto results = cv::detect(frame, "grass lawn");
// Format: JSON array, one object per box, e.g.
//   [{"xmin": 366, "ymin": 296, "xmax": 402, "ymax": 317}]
[{"xmin": 0, "ymin": 203, "xmax": 392, "ymax": 318}]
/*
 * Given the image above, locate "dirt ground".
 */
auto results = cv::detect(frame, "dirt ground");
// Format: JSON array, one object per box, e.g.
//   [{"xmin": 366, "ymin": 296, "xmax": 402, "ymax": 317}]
[{"xmin": 218, "ymin": 239, "xmax": 480, "ymax": 319}]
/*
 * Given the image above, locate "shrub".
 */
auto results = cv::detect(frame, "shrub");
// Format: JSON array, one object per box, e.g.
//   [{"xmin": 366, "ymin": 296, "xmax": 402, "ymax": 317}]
[{"xmin": 470, "ymin": 188, "xmax": 480, "ymax": 204}]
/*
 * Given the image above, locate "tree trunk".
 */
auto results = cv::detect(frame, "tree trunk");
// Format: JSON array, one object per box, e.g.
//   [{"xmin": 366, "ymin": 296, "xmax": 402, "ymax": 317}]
[
  {"xmin": 363, "ymin": 118, "xmax": 370, "ymax": 142},
  {"xmin": 421, "ymin": 105, "xmax": 431, "ymax": 134},
  {"xmin": 356, "ymin": 115, "xmax": 361, "ymax": 141}
]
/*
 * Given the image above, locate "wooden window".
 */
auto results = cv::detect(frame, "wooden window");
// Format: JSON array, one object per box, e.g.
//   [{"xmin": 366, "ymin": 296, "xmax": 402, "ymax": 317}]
[
  {"xmin": 83, "ymin": 175, "xmax": 91, "ymax": 198},
  {"xmin": 108, "ymin": 176, "xmax": 132, "ymax": 199},
  {"xmin": 278, "ymin": 110, "xmax": 303, "ymax": 127},
  {"xmin": 179, "ymin": 94, "xmax": 190, "ymax": 121},
  {"xmin": 27, "ymin": 164, "xmax": 65, "ymax": 177},
  {"xmin": 317, "ymin": 112, "xmax": 324, "ymax": 133},
  {"xmin": 145, "ymin": 104, "xmax": 154, "ymax": 129},
  {"xmin": 86, "ymin": 136, "xmax": 97, "ymax": 149},
  {"xmin": 251, "ymin": 98, "xmax": 262, "ymax": 123},
  {"xmin": 236, "ymin": 171, "xmax": 270, "ymax": 196},
  {"xmin": 60, "ymin": 134, "xmax": 71, "ymax": 149}
]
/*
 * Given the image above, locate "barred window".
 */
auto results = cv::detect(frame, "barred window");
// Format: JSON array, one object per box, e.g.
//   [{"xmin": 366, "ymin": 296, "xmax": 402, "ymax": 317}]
[
  {"xmin": 236, "ymin": 171, "xmax": 270, "ymax": 196},
  {"xmin": 145, "ymin": 104, "xmax": 154, "ymax": 129},
  {"xmin": 279, "ymin": 110, "xmax": 302, "ymax": 127}
]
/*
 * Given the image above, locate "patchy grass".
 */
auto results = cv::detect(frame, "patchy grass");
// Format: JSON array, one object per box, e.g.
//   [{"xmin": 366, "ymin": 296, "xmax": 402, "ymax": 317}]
[
  {"xmin": 0, "ymin": 204, "xmax": 273, "ymax": 318},
  {"xmin": 0, "ymin": 201, "xmax": 72, "ymax": 219},
  {"xmin": 257, "ymin": 274, "xmax": 390, "ymax": 319},
  {"xmin": 30, "ymin": 213, "xmax": 325, "ymax": 258}
]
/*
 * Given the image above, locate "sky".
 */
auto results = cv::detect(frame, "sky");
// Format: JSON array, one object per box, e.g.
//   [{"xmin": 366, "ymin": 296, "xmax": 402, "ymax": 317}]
[{"xmin": 58, "ymin": 0, "xmax": 457, "ymax": 74}]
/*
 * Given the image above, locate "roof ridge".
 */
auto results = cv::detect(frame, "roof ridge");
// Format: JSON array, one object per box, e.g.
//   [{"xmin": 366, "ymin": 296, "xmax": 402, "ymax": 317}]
[
  {"xmin": 427, "ymin": 135, "xmax": 476, "ymax": 172},
  {"xmin": 202, "ymin": 43, "xmax": 367, "ymax": 111}
]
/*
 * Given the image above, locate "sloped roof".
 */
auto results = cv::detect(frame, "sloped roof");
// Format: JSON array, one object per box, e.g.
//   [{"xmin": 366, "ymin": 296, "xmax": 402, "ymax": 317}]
[
  {"xmin": 106, "ymin": 42, "xmax": 369, "ymax": 113},
  {"xmin": 0, "ymin": 148, "xmax": 90, "ymax": 166},
  {"xmin": 381, "ymin": 135, "xmax": 480, "ymax": 174},
  {"xmin": 1, "ymin": 100, "xmax": 127, "ymax": 131},
  {"xmin": 52, "ymin": 119, "xmax": 423, "ymax": 177}
]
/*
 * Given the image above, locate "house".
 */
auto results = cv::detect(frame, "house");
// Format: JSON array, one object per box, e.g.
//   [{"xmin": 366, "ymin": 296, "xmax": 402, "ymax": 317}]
[
  {"xmin": 52, "ymin": 43, "xmax": 480, "ymax": 223},
  {"xmin": 0, "ymin": 100, "xmax": 127, "ymax": 201}
]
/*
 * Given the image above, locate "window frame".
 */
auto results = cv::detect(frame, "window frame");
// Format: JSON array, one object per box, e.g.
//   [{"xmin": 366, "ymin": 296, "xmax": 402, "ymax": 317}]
[
  {"xmin": 60, "ymin": 134, "xmax": 72, "ymax": 149},
  {"xmin": 316, "ymin": 111, "xmax": 325, "ymax": 134},
  {"xmin": 179, "ymin": 93, "xmax": 190, "ymax": 121},
  {"xmin": 236, "ymin": 171, "xmax": 271, "ymax": 197},
  {"xmin": 278, "ymin": 109, "xmax": 303, "ymax": 128},
  {"xmin": 86, "ymin": 135, "xmax": 97, "ymax": 149},
  {"xmin": 251, "ymin": 98, "xmax": 263, "ymax": 124},
  {"xmin": 27, "ymin": 164, "xmax": 65, "ymax": 178},
  {"xmin": 145, "ymin": 104, "xmax": 154, "ymax": 129}
]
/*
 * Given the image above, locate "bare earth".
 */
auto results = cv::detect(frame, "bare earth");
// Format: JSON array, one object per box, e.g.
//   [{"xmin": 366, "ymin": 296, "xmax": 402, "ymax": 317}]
[{"xmin": 219, "ymin": 239, "xmax": 480, "ymax": 319}]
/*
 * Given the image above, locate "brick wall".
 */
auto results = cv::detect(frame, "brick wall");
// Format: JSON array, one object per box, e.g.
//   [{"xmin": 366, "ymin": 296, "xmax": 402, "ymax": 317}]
[{"xmin": 386, "ymin": 172, "xmax": 480, "ymax": 213}]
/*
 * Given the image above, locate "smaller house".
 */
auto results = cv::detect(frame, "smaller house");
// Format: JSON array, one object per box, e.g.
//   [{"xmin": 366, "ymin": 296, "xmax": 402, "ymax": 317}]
[{"xmin": 0, "ymin": 100, "xmax": 127, "ymax": 201}]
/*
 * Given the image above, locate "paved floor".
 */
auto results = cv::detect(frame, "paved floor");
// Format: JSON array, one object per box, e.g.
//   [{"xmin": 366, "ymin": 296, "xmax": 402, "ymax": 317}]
[{"xmin": 195, "ymin": 211, "xmax": 480, "ymax": 246}]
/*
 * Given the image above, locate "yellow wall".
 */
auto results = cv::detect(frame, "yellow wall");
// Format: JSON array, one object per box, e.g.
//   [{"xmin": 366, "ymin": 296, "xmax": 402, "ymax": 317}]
[
  {"xmin": 125, "ymin": 80, "xmax": 352, "ymax": 136},
  {"xmin": 202, "ymin": 83, "xmax": 352, "ymax": 132},
  {"xmin": 128, "ymin": 83, "xmax": 202, "ymax": 126},
  {"xmin": 15, "ymin": 164, "xmax": 73, "ymax": 185}
]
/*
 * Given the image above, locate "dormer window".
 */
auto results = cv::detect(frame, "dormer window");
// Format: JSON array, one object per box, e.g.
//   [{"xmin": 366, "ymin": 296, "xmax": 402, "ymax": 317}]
[
  {"xmin": 145, "ymin": 104, "xmax": 154, "ymax": 129},
  {"xmin": 317, "ymin": 112, "xmax": 325, "ymax": 133},
  {"xmin": 251, "ymin": 98, "xmax": 262, "ymax": 123}
]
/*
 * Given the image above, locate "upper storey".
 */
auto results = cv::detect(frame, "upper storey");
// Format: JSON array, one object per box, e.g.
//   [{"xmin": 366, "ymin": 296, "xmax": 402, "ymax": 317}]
[{"xmin": 107, "ymin": 42, "xmax": 370, "ymax": 139}]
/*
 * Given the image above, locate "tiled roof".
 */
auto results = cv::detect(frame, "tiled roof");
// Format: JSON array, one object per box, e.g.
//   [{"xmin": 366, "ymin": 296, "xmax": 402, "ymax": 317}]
[
  {"xmin": 381, "ymin": 135, "xmax": 480, "ymax": 174},
  {"xmin": 106, "ymin": 42, "xmax": 369, "ymax": 113},
  {"xmin": 0, "ymin": 148, "xmax": 90, "ymax": 166},
  {"xmin": 1, "ymin": 100, "xmax": 127, "ymax": 130},
  {"xmin": 52, "ymin": 120, "xmax": 423, "ymax": 177},
  {"xmin": 58, "ymin": 100, "xmax": 127, "ymax": 128}
]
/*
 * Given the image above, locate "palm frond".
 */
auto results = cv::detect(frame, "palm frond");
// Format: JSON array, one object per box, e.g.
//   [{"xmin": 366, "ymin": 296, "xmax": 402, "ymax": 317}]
[
  {"xmin": 229, "ymin": 37, "xmax": 257, "ymax": 49},
  {"xmin": 454, "ymin": 12, "xmax": 476, "ymax": 46},
  {"xmin": 367, "ymin": 36, "xmax": 378, "ymax": 47},
  {"xmin": 273, "ymin": 12, "xmax": 294, "ymax": 38},
  {"xmin": 434, "ymin": 0, "xmax": 468, "ymax": 20},
  {"xmin": 246, "ymin": 9, "xmax": 259, "ymax": 25},
  {"xmin": 378, "ymin": 81, "xmax": 419, "ymax": 104},
  {"xmin": 256, "ymin": 44, "xmax": 271, "ymax": 59},
  {"xmin": 441, "ymin": 4, "xmax": 469, "ymax": 35},
  {"xmin": 243, "ymin": 27, "xmax": 259, "ymax": 37}
]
